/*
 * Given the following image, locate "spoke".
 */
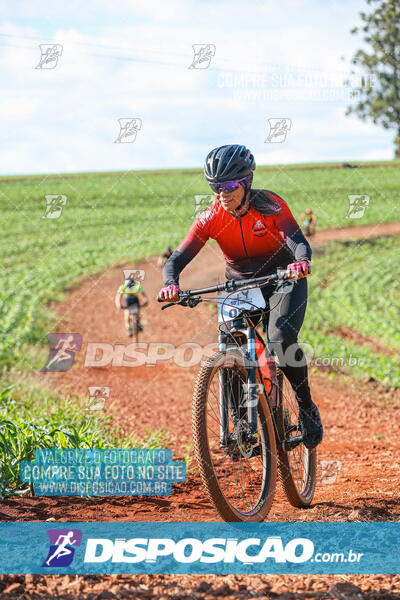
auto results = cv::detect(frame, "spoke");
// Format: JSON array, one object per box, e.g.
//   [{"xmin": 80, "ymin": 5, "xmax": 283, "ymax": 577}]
[
  {"xmin": 238, "ymin": 455, "xmax": 247, "ymax": 511},
  {"xmin": 281, "ymin": 375, "xmax": 309, "ymax": 495},
  {"xmin": 244, "ymin": 455, "xmax": 256, "ymax": 501}
]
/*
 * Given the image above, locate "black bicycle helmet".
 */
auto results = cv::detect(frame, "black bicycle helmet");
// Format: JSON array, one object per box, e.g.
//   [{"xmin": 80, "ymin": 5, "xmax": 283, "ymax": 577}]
[{"xmin": 204, "ymin": 144, "xmax": 256, "ymax": 182}]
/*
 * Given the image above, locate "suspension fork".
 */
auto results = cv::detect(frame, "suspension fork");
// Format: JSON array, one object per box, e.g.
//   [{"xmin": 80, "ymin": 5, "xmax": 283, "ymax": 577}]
[
  {"xmin": 246, "ymin": 325, "xmax": 259, "ymax": 439},
  {"xmin": 217, "ymin": 327, "xmax": 259, "ymax": 444},
  {"xmin": 218, "ymin": 332, "xmax": 229, "ymax": 445}
]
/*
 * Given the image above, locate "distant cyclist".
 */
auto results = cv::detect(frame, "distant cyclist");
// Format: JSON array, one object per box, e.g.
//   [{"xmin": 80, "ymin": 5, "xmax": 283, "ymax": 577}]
[
  {"xmin": 115, "ymin": 274, "xmax": 148, "ymax": 337},
  {"xmin": 157, "ymin": 246, "xmax": 174, "ymax": 268},
  {"xmin": 158, "ymin": 144, "xmax": 323, "ymax": 449},
  {"xmin": 299, "ymin": 207, "xmax": 316, "ymax": 237}
]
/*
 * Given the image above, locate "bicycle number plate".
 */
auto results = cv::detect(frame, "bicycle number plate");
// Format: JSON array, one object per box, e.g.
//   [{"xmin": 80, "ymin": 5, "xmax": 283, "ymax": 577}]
[{"xmin": 217, "ymin": 288, "xmax": 265, "ymax": 323}]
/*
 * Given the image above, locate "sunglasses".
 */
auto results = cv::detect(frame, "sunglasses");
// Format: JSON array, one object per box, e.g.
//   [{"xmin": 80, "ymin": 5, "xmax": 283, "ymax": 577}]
[{"xmin": 209, "ymin": 177, "xmax": 247, "ymax": 194}]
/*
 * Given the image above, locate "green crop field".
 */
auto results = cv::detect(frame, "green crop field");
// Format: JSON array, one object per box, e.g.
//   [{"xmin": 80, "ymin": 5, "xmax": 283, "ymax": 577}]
[
  {"xmin": 1, "ymin": 162, "xmax": 399, "ymax": 495},
  {"xmin": 302, "ymin": 235, "xmax": 400, "ymax": 388},
  {"xmin": 0, "ymin": 379, "xmax": 170, "ymax": 496},
  {"xmin": 1, "ymin": 161, "xmax": 398, "ymax": 370}
]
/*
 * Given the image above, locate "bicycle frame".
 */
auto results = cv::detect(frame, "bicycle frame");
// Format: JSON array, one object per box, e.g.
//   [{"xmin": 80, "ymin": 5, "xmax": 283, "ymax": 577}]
[
  {"xmin": 159, "ymin": 269, "xmax": 301, "ymax": 450},
  {"xmin": 218, "ymin": 312, "xmax": 281, "ymax": 444},
  {"xmin": 218, "ymin": 318, "xmax": 258, "ymax": 438}
]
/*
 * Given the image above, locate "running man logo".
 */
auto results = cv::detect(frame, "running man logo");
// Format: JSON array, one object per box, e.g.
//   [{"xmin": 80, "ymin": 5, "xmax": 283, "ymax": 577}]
[
  {"xmin": 36, "ymin": 44, "xmax": 63, "ymax": 69},
  {"xmin": 265, "ymin": 118, "xmax": 292, "ymax": 143},
  {"xmin": 193, "ymin": 195, "xmax": 214, "ymax": 220},
  {"xmin": 114, "ymin": 118, "xmax": 142, "ymax": 143},
  {"xmin": 42, "ymin": 195, "xmax": 67, "ymax": 219},
  {"xmin": 188, "ymin": 44, "xmax": 216, "ymax": 69},
  {"xmin": 41, "ymin": 333, "xmax": 82, "ymax": 372},
  {"xmin": 346, "ymin": 195, "xmax": 370, "ymax": 219},
  {"xmin": 86, "ymin": 386, "xmax": 110, "ymax": 411},
  {"xmin": 319, "ymin": 460, "xmax": 342, "ymax": 485},
  {"xmin": 123, "ymin": 268, "xmax": 145, "ymax": 281},
  {"xmin": 42, "ymin": 529, "xmax": 82, "ymax": 567},
  {"xmin": 242, "ymin": 382, "xmax": 264, "ymax": 407}
]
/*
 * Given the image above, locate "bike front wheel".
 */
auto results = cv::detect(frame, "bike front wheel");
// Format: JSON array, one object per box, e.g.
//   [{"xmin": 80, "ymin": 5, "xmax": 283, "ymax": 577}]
[
  {"xmin": 275, "ymin": 369, "xmax": 317, "ymax": 507},
  {"xmin": 192, "ymin": 350, "xmax": 277, "ymax": 522}
]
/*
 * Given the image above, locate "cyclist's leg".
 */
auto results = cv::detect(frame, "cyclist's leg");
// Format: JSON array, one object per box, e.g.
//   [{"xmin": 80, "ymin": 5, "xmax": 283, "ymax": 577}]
[
  {"xmin": 262, "ymin": 278, "xmax": 312, "ymax": 409},
  {"xmin": 123, "ymin": 297, "xmax": 135, "ymax": 333},
  {"xmin": 260, "ymin": 280, "xmax": 322, "ymax": 448},
  {"xmin": 123, "ymin": 308, "xmax": 130, "ymax": 329},
  {"xmin": 136, "ymin": 308, "xmax": 143, "ymax": 331}
]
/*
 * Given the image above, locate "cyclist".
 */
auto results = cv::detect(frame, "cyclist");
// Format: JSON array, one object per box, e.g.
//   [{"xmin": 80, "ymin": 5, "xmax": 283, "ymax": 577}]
[
  {"xmin": 299, "ymin": 207, "xmax": 316, "ymax": 237},
  {"xmin": 158, "ymin": 144, "xmax": 323, "ymax": 449},
  {"xmin": 115, "ymin": 274, "xmax": 148, "ymax": 337},
  {"xmin": 157, "ymin": 246, "xmax": 174, "ymax": 268}
]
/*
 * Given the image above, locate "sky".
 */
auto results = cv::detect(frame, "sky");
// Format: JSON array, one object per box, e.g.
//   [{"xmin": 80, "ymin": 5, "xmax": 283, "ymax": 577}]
[{"xmin": 0, "ymin": 0, "xmax": 395, "ymax": 175}]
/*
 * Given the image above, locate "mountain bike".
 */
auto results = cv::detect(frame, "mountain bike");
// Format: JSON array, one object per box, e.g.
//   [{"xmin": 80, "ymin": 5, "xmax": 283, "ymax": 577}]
[
  {"xmin": 159, "ymin": 270, "xmax": 317, "ymax": 522},
  {"xmin": 121, "ymin": 301, "xmax": 143, "ymax": 342}
]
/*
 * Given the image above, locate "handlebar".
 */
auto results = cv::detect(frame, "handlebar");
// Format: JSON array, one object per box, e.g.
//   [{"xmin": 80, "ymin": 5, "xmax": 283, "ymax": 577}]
[{"xmin": 157, "ymin": 269, "xmax": 292, "ymax": 308}]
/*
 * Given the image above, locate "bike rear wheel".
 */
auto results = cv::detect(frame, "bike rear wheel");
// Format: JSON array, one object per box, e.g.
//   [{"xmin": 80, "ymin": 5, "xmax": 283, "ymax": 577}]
[
  {"xmin": 192, "ymin": 350, "xmax": 277, "ymax": 522},
  {"xmin": 128, "ymin": 314, "xmax": 139, "ymax": 342},
  {"xmin": 275, "ymin": 369, "xmax": 317, "ymax": 507}
]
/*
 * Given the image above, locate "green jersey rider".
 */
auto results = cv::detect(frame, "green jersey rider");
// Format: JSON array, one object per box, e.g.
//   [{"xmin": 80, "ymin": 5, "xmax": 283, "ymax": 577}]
[{"xmin": 115, "ymin": 274, "xmax": 148, "ymax": 337}]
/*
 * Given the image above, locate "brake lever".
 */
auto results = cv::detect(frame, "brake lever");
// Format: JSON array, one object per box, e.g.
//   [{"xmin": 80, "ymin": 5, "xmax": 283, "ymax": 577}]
[
  {"xmin": 161, "ymin": 301, "xmax": 179, "ymax": 310},
  {"xmin": 160, "ymin": 297, "xmax": 190, "ymax": 310},
  {"xmin": 160, "ymin": 296, "xmax": 202, "ymax": 310}
]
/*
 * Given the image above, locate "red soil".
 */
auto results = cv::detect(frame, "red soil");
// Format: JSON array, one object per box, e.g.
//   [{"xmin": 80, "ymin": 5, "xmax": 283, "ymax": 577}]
[{"xmin": 2, "ymin": 222, "xmax": 400, "ymax": 597}]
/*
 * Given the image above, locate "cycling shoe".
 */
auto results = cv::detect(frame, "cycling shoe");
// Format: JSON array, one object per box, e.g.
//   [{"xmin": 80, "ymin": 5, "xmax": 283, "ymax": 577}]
[{"xmin": 298, "ymin": 402, "xmax": 323, "ymax": 449}]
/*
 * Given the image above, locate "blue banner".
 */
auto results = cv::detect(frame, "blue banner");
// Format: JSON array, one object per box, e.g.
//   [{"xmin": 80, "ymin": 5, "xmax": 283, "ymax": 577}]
[{"xmin": 0, "ymin": 522, "xmax": 399, "ymax": 574}]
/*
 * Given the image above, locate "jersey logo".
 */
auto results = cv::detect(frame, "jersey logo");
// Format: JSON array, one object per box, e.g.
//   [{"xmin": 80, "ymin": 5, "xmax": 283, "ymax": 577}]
[
  {"xmin": 252, "ymin": 220, "xmax": 267, "ymax": 237},
  {"xmin": 199, "ymin": 207, "xmax": 212, "ymax": 228}
]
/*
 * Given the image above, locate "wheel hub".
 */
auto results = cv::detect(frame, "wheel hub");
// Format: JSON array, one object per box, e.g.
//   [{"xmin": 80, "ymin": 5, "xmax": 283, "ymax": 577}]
[{"xmin": 236, "ymin": 421, "xmax": 254, "ymax": 458}]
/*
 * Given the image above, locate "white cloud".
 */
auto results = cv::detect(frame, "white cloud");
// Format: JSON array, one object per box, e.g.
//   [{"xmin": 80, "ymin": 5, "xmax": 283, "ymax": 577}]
[{"xmin": 0, "ymin": 0, "xmax": 395, "ymax": 175}]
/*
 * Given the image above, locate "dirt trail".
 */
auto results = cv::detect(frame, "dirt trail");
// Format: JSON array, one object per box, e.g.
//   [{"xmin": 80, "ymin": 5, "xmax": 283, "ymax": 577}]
[
  {"xmin": 2, "ymin": 221, "xmax": 400, "ymax": 597},
  {"xmin": 310, "ymin": 221, "xmax": 400, "ymax": 245}
]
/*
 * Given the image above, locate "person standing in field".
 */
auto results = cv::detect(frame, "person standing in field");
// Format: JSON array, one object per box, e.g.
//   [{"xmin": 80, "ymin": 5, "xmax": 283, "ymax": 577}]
[{"xmin": 299, "ymin": 207, "xmax": 317, "ymax": 236}]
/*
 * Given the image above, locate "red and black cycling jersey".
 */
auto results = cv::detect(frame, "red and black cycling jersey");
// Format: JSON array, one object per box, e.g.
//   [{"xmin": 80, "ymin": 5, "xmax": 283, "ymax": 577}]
[{"xmin": 164, "ymin": 189, "xmax": 311, "ymax": 285}]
